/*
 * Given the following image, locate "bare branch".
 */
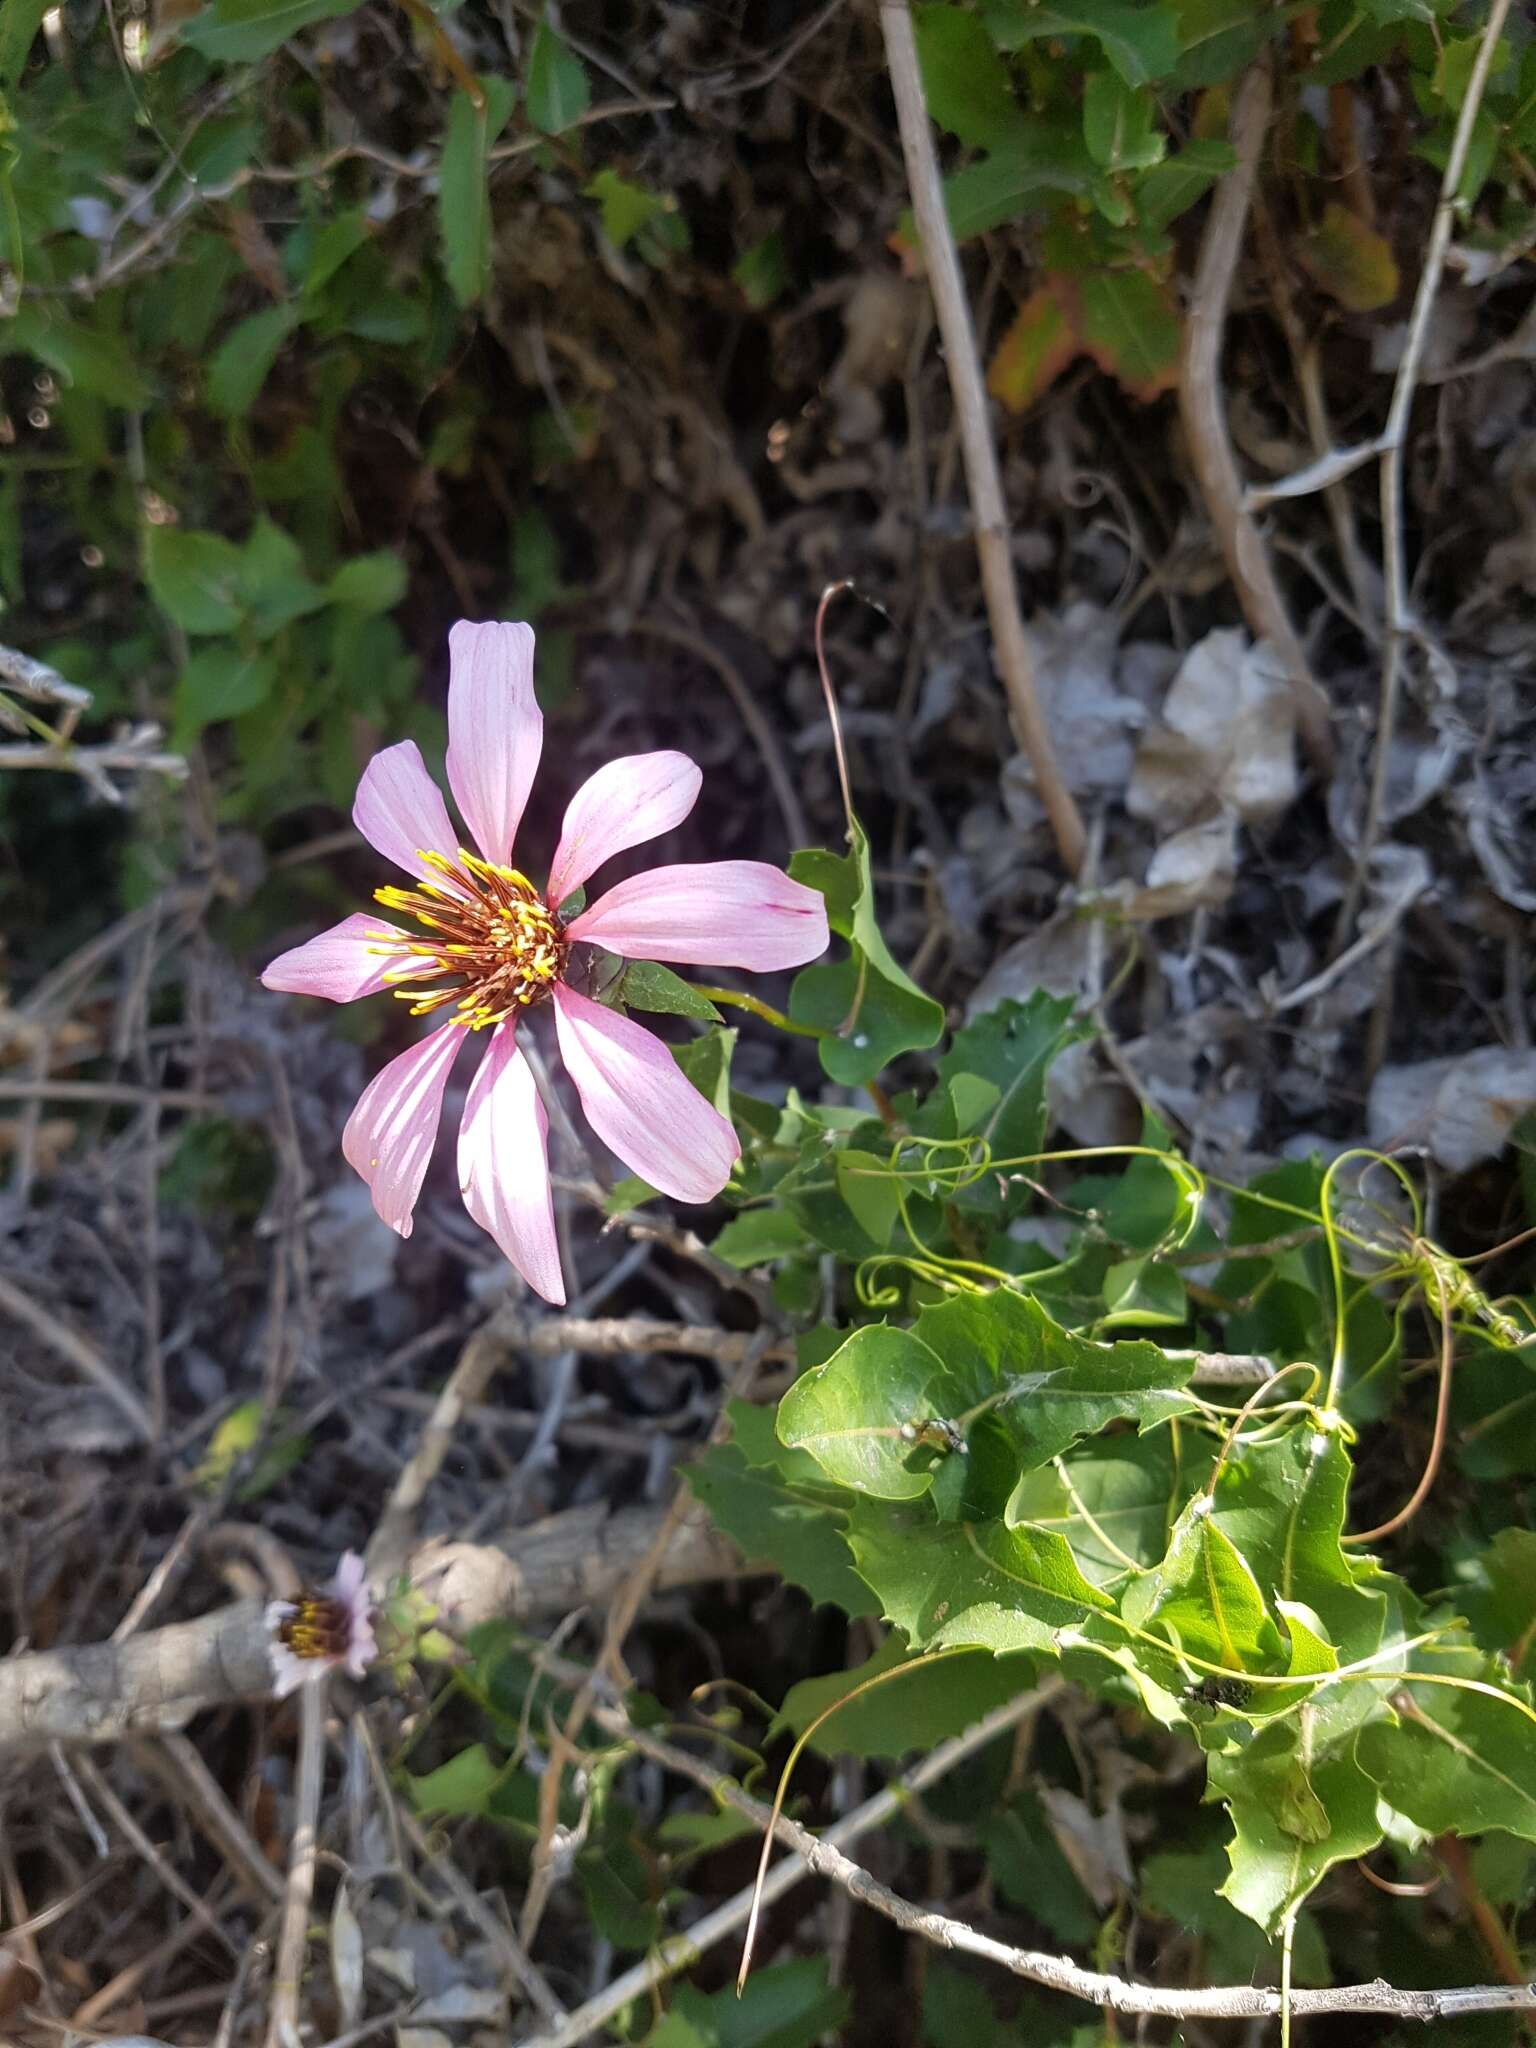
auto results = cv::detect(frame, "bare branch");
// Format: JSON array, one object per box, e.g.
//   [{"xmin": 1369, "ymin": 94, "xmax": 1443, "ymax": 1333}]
[
  {"xmin": 1179, "ymin": 65, "xmax": 1332, "ymax": 770},
  {"xmin": 878, "ymin": 0, "xmax": 1085, "ymax": 874},
  {"xmin": 517, "ymin": 1685, "xmax": 1536, "ymax": 2043},
  {"xmin": 0, "ymin": 1505, "xmax": 741, "ymax": 1752}
]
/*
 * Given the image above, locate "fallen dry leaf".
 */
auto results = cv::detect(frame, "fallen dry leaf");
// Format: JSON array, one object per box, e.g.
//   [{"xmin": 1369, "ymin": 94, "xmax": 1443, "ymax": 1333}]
[
  {"xmin": 1129, "ymin": 629, "xmax": 1298, "ymax": 833},
  {"xmin": 1368, "ymin": 1044, "xmax": 1536, "ymax": 1172}
]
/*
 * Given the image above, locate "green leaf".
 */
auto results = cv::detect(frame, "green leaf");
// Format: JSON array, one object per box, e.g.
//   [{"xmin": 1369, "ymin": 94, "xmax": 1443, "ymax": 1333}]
[
  {"xmin": 438, "ymin": 78, "xmax": 517, "ymax": 308},
  {"xmin": 1465, "ymin": 1527, "xmax": 1536, "ymax": 1654},
  {"xmin": 527, "ymin": 15, "xmax": 590, "ymax": 134},
  {"xmin": 614, "ymin": 960, "xmax": 721, "ymax": 1021},
  {"xmin": 671, "ymin": 1959, "xmax": 850, "ymax": 2048},
  {"xmin": 1143, "ymin": 1840, "xmax": 1332, "ymax": 1983},
  {"xmin": 834, "ymin": 1148, "xmax": 900, "ymax": 1248},
  {"xmin": 685, "ymin": 1404, "xmax": 877, "ymax": 1616},
  {"xmin": 327, "ymin": 550, "xmax": 408, "ymax": 614},
  {"xmin": 1121, "ymin": 1500, "xmax": 1286, "ymax": 1677},
  {"xmin": 1100, "ymin": 1255, "xmax": 1186, "ymax": 1329},
  {"xmin": 772, "ymin": 1632, "xmax": 1037, "ymax": 1758},
  {"xmin": 1357, "ymin": 1648, "xmax": 1536, "ymax": 1843},
  {"xmin": 1072, "ymin": 268, "xmax": 1180, "ymax": 399},
  {"xmin": 174, "ymin": 645, "xmax": 278, "ymax": 743},
  {"xmin": 302, "ymin": 210, "xmax": 372, "ymax": 295},
  {"xmin": 239, "ymin": 518, "xmax": 325, "ymax": 635},
  {"xmin": 1082, "ymin": 71, "xmax": 1165, "ymax": 172},
  {"xmin": 181, "ymin": 0, "xmax": 366, "ymax": 63},
  {"xmin": 1212, "ymin": 1725, "xmax": 1383, "ymax": 1933},
  {"xmin": 207, "ymin": 303, "xmax": 302, "ymax": 419},
  {"xmin": 733, "ymin": 231, "xmax": 788, "ymax": 309},
  {"xmin": 913, "ymin": 3, "xmax": 1025, "ymax": 150},
  {"xmin": 1168, "ymin": 0, "xmax": 1280, "ymax": 86},
  {"xmin": 983, "ymin": 1791, "xmax": 1098, "ymax": 1944},
  {"xmin": 405, "ymin": 1743, "xmax": 504, "ymax": 1817},
  {"xmin": 983, "ymin": 0, "xmax": 1180, "ymax": 85},
  {"xmin": 586, "ymin": 168, "xmax": 668, "ymax": 249},
  {"xmin": 779, "ymin": 1325, "xmax": 951, "ymax": 1500},
  {"xmin": 1009, "ymin": 1433, "xmax": 1198, "ymax": 1583},
  {"xmin": 673, "ymin": 1024, "xmax": 735, "ymax": 1117},
  {"xmin": 577, "ymin": 1837, "xmax": 657, "ymax": 1950},
  {"xmin": 910, "ymin": 1288, "xmax": 1195, "ymax": 1523},
  {"xmin": 4, "ymin": 304, "xmax": 152, "ymax": 409},
  {"xmin": 987, "ymin": 285, "xmax": 1080, "ymax": 411},
  {"xmin": 0, "ymin": 0, "xmax": 50, "ymax": 81},
  {"xmin": 1135, "ymin": 138, "xmax": 1236, "ymax": 232},
  {"xmin": 929, "ymin": 117, "xmax": 1096, "ymax": 242},
  {"xmin": 848, "ymin": 1504, "xmax": 1111, "ymax": 1654},
  {"xmin": 938, "ymin": 992, "xmax": 1091, "ymax": 1184},
  {"xmin": 788, "ymin": 819, "xmax": 943, "ymax": 1084},
  {"xmin": 147, "ymin": 528, "xmax": 245, "ymax": 635},
  {"xmin": 711, "ymin": 1208, "xmax": 808, "ymax": 1268}
]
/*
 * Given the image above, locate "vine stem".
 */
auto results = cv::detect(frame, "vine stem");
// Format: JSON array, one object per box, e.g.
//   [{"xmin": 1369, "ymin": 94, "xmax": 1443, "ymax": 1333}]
[
  {"xmin": 877, "ymin": 0, "xmax": 1086, "ymax": 874},
  {"xmin": 688, "ymin": 984, "xmax": 828, "ymax": 1039}
]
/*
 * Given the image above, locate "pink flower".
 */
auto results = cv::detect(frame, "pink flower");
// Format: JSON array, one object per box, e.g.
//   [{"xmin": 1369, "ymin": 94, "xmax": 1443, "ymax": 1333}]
[
  {"xmin": 262, "ymin": 621, "xmax": 828, "ymax": 1305},
  {"xmin": 267, "ymin": 1551, "xmax": 377, "ymax": 1697}
]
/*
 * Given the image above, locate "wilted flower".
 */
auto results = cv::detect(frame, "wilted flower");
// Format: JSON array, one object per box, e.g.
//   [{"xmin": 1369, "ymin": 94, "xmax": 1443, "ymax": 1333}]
[
  {"xmin": 267, "ymin": 1551, "xmax": 376, "ymax": 1697},
  {"xmin": 262, "ymin": 621, "xmax": 828, "ymax": 1303}
]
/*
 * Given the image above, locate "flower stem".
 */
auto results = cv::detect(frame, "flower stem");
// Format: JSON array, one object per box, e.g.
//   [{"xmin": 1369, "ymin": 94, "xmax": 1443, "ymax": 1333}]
[{"xmin": 689, "ymin": 985, "xmax": 828, "ymax": 1040}]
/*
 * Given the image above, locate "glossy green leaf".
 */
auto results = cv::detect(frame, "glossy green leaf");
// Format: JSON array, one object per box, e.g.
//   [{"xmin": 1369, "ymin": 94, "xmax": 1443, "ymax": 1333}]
[
  {"xmin": 1135, "ymin": 138, "xmax": 1236, "ymax": 231},
  {"xmin": 239, "ymin": 517, "xmax": 325, "ymax": 635},
  {"xmin": 405, "ymin": 1743, "xmax": 504, "ymax": 1817},
  {"xmin": 1009, "ymin": 1433, "xmax": 1200, "ymax": 1583},
  {"xmin": 788, "ymin": 819, "xmax": 943, "ymax": 1084},
  {"xmin": 778, "ymin": 1325, "xmax": 951, "ymax": 1499},
  {"xmin": 526, "ymin": 15, "xmax": 590, "ymax": 134},
  {"xmin": 834, "ymin": 1148, "xmax": 900, "ymax": 1248},
  {"xmin": 1122, "ymin": 1500, "xmax": 1286, "ymax": 1677},
  {"xmin": 1101, "ymin": 1256, "xmax": 1186, "ymax": 1329}
]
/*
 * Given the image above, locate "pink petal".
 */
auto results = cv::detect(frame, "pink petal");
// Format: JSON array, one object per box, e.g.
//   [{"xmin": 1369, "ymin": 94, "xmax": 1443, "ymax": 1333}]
[
  {"xmin": 545, "ymin": 752, "xmax": 702, "ymax": 909},
  {"xmin": 457, "ymin": 1024, "xmax": 566, "ymax": 1305},
  {"xmin": 445, "ymin": 621, "xmax": 542, "ymax": 868},
  {"xmin": 567, "ymin": 861, "xmax": 830, "ymax": 972},
  {"xmin": 261, "ymin": 913, "xmax": 411, "ymax": 1003},
  {"xmin": 553, "ymin": 983, "xmax": 739, "ymax": 1205},
  {"xmin": 342, "ymin": 1024, "xmax": 464, "ymax": 1237},
  {"xmin": 353, "ymin": 740, "xmax": 464, "ymax": 887}
]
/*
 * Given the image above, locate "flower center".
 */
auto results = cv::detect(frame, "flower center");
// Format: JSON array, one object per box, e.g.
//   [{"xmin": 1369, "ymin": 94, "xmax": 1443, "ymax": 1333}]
[
  {"xmin": 371, "ymin": 848, "xmax": 567, "ymax": 1030},
  {"xmin": 278, "ymin": 1594, "xmax": 353, "ymax": 1662}
]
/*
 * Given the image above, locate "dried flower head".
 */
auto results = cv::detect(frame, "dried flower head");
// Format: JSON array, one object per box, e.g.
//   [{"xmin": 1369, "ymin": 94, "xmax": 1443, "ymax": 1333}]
[
  {"xmin": 262, "ymin": 621, "xmax": 828, "ymax": 1304},
  {"xmin": 267, "ymin": 1551, "xmax": 377, "ymax": 1698}
]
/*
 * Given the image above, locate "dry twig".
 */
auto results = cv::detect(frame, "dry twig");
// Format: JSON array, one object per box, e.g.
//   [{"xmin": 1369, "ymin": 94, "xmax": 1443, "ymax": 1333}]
[
  {"xmin": 1179, "ymin": 65, "xmax": 1332, "ymax": 770},
  {"xmin": 878, "ymin": 0, "xmax": 1085, "ymax": 873}
]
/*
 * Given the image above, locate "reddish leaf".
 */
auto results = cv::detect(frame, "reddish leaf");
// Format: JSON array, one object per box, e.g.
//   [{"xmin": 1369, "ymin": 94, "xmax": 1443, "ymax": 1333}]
[
  {"xmin": 1070, "ymin": 269, "xmax": 1181, "ymax": 400},
  {"xmin": 987, "ymin": 284, "xmax": 1080, "ymax": 411},
  {"xmin": 1298, "ymin": 202, "xmax": 1399, "ymax": 313}
]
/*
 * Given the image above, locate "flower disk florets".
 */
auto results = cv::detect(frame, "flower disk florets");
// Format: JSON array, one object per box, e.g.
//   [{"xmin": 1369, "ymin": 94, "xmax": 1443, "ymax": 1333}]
[{"xmin": 372, "ymin": 848, "xmax": 567, "ymax": 1030}]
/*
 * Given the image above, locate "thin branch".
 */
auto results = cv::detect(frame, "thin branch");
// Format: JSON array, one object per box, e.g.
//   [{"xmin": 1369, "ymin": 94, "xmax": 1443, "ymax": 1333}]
[
  {"xmin": 1338, "ymin": 0, "xmax": 1515, "ymax": 942},
  {"xmin": 0, "ymin": 643, "xmax": 93, "ymax": 710},
  {"xmin": 518, "ymin": 1684, "xmax": 1536, "ymax": 2044},
  {"xmin": 0, "ymin": 732, "xmax": 188, "ymax": 798},
  {"xmin": 878, "ymin": 0, "xmax": 1085, "ymax": 874},
  {"xmin": 265, "ymin": 1676, "xmax": 327, "ymax": 2048},
  {"xmin": 0, "ymin": 1268, "xmax": 154, "ymax": 1442},
  {"xmin": 1178, "ymin": 64, "xmax": 1332, "ymax": 770},
  {"xmin": 0, "ymin": 1507, "xmax": 740, "ymax": 1752},
  {"xmin": 519, "ymin": 1684, "xmax": 1060, "ymax": 2048}
]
